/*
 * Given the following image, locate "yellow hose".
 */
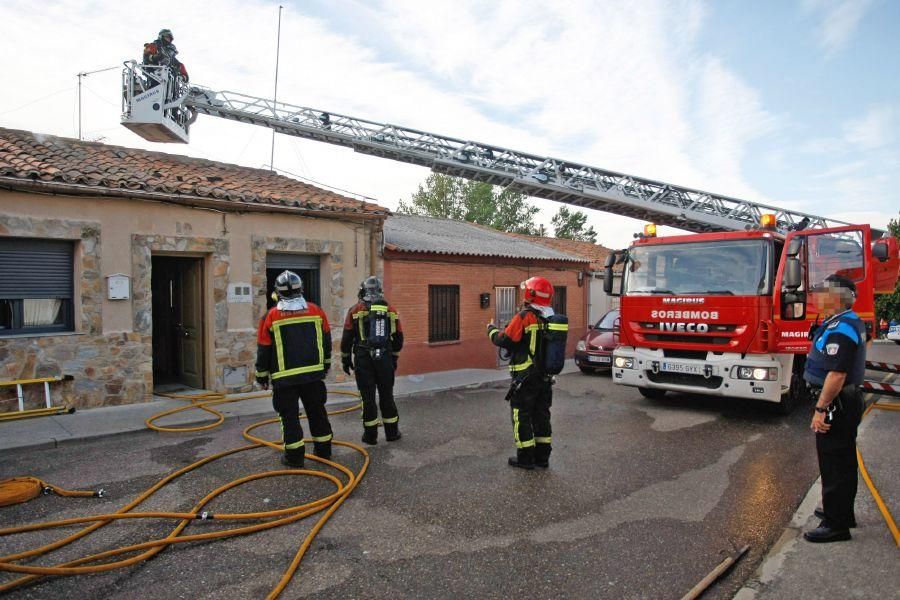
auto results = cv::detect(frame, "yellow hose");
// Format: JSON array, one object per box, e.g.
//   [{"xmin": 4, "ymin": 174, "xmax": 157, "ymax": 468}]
[
  {"xmin": 857, "ymin": 398, "xmax": 900, "ymax": 546},
  {"xmin": 0, "ymin": 389, "xmax": 366, "ymax": 598}
]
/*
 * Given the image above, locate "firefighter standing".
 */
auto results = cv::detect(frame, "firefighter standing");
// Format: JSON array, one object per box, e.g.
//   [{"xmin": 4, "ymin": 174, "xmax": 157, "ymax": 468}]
[
  {"xmin": 255, "ymin": 271, "xmax": 333, "ymax": 467},
  {"xmin": 486, "ymin": 276, "xmax": 556, "ymax": 470},
  {"xmin": 143, "ymin": 28, "xmax": 189, "ymax": 81},
  {"xmin": 341, "ymin": 276, "xmax": 404, "ymax": 445},
  {"xmin": 803, "ymin": 274, "xmax": 867, "ymax": 543}
]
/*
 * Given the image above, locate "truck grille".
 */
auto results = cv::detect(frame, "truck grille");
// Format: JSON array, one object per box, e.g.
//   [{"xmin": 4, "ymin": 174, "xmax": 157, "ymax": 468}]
[
  {"xmin": 643, "ymin": 334, "xmax": 731, "ymax": 345},
  {"xmin": 646, "ymin": 371, "xmax": 723, "ymax": 389}
]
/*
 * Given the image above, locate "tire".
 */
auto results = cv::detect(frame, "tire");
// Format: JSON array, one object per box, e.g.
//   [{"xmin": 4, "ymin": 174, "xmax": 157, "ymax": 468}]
[
  {"xmin": 638, "ymin": 387, "xmax": 666, "ymax": 400},
  {"xmin": 894, "ymin": 340, "xmax": 900, "ymax": 345},
  {"xmin": 775, "ymin": 370, "xmax": 806, "ymax": 415},
  {"xmin": 578, "ymin": 366, "xmax": 595, "ymax": 374}
]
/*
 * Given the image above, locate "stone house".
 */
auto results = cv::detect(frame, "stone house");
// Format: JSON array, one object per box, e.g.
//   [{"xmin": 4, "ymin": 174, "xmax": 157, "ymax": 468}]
[
  {"xmin": 0, "ymin": 127, "xmax": 388, "ymax": 410},
  {"xmin": 382, "ymin": 214, "xmax": 590, "ymax": 375}
]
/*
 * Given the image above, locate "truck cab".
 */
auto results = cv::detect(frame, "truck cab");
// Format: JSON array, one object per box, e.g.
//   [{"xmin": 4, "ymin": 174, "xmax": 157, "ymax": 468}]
[{"xmin": 605, "ymin": 220, "xmax": 898, "ymax": 413}]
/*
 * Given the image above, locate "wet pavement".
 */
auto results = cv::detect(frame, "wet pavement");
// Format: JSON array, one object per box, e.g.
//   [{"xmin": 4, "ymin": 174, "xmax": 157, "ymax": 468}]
[{"xmin": 0, "ymin": 367, "xmax": 827, "ymax": 599}]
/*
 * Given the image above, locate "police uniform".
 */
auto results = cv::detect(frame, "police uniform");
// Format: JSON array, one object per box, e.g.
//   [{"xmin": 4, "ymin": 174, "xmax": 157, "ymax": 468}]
[
  {"xmin": 803, "ymin": 309, "xmax": 866, "ymax": 531},
  {"xmin": 340, "ymin": 298, "xmax": 403, "ymax": 444},
  {"xmin": 256, "ymin": 300, "xmax": 334, "ymax": 464},
  {"xmin": 487, "ymin": 307, "xmax": 553, "ymax": 469}
]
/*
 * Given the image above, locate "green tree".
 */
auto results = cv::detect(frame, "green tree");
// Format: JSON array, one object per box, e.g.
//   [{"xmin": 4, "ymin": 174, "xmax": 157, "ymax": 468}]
[
  {"xmin": 398, "ymin": 174, "xmax": 540, "ymax": 234},
  {"xmin": 874, "ymin": 217, "xmax": 900, "ymax": 324},
  {"xmin": 551, "ymin": 205, "xmax": 597, "ymax": 243}
]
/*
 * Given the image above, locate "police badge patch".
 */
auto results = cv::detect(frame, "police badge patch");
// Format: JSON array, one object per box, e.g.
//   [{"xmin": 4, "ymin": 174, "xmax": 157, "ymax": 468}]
[{"xmin": 826, "ymin": 343, "xmax": 839, "ymax": 355}]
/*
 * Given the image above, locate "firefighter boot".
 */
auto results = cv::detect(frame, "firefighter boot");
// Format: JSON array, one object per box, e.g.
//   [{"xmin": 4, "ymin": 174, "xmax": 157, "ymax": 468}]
[
  {"xmin": 534, "ymin": 443, "xmax": 551, "ymax": 469},
  {"xmin": 314, "ymin": 441, "xmax": 332, "ymax": 460},
  {"xmin": 281, "ymin": 448, "xmax": 305, "ymax": 469},
  {"xmin": 361, "ymin": 425, "xmax": 378, "ymax": 445},
  {"xmin": 384, "ymin": 421, "xmax": 402, "ymax": 442},
  {"xmin": 507, "ymin": 448, "xmax": 535, "ymax": 470}
]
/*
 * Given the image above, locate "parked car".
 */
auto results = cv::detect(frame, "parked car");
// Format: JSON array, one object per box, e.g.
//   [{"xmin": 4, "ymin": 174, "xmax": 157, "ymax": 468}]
[
  {"xmin": 888, "ymin": 323, "xmax": 900, "ymax": 345},
  {"xmin": 575, "ymin": 308, "xmax": 620, "ymax": 374}
]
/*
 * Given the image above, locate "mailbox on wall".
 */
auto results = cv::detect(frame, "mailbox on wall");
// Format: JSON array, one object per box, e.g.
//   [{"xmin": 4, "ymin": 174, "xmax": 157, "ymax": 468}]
[{"xmin": 479, "ymin": 292, "xmax": 490, "ymax": 309}]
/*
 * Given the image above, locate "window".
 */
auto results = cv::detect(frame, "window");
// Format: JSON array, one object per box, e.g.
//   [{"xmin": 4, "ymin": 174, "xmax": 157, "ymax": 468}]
[
  {"xmin": 0, "ymin": 238, "xmax": 75, "ymax": 335},
  {"xmin": 806, "ymin": 231, "xmax": 864, "ymax": 286},
  {"xmin": 266, "ymin": 253, "xmax": 321, "ymax": 308},
  {"xmin": 552, "ymin": 286, "xmax": 567, "ymax": 315},
  {"xmin": 428, "ymin": 285, "xmax": 459, "ymax": 342}
]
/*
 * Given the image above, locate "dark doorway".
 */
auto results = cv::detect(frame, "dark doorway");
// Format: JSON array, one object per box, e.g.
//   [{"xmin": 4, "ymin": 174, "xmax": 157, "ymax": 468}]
[
  {"xmin": 265, "ymin": 253, "xmax": 321, "ymax": 310},
  {"xmin": 151, "ymin": 256, "xmax": 204, "ymax": 389}
]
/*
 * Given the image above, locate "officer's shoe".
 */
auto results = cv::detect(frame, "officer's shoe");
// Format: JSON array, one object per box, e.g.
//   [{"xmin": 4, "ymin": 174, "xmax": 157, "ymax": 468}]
[
  {"xmin": 814, "ymin": 508, "xmax": 856, "ymax": 528},
  {"xmin": 803, "ymin": 522, "xmax": 851, "ymax": 543},
  {"xmin": 281, "ymin": 453, "xmax": 305, "ymax": 469},
  {"xmin": 314, "ymin": 441, "xmax": 332, "ymax": 460}
]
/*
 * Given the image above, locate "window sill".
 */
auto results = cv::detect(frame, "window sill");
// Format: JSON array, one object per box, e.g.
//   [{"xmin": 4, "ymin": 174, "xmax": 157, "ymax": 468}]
[
  {"xmin": 0, "ymin": 330, "xmax": 84, "ymax": 340},
  {"xmin": 428, "ymin": 340, "xmax": 461, "ymax": 347}
]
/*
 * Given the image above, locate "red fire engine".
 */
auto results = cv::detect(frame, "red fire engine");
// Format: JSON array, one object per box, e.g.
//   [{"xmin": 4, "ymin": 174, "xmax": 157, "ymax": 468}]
[{"xmin": 604, "ymin": 218, "xmax": 899, "ymax": 413}]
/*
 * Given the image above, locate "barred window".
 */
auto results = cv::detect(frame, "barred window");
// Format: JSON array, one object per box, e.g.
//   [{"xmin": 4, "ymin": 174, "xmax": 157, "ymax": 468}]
[
  {"xmin": 428, "ymin": 285, "xmax": 459, "ymax": 342},
  {"xmin": 0, "ymin": 238, "xmax": 75, "ymax": 336},
  {"xmin": 552, "ymin": 286, "xmax": 567, "ymax": 316}
]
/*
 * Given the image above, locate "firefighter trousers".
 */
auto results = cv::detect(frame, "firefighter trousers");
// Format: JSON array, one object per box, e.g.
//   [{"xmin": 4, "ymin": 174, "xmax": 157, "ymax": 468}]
[
  {"xmin": 509, "ymin": 372, "xmax": 552, "ymax": 463},
  {"xmin": 272, "ymin": 380, "xmax": 333, "ymax": 458},
  {"xmin": 815, "ymin": 387, "xmax": 863, "ymax": 530},
  {"xmin": 353, "ymin": 350, "xmax": 399, "ymax": 434}
]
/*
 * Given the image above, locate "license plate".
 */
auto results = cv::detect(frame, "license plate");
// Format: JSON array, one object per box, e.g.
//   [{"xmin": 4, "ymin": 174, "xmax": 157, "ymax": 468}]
[
  {"xmin": 661, "ymin": 362, "xmax": 706, "ymax": 375},
  {"xmin": 588, "ymin": 355, "xmax": 611, "ymax": 363}
]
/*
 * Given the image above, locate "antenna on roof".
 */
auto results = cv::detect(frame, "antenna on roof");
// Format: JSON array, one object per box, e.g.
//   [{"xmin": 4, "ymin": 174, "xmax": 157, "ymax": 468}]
[
  {"xmin": 269, "ymin": 5, "xmax": 284, "ymax": 171},
  {"xmin": 76, "ymin": 65, "xmax": 118, "ymax": 140}
]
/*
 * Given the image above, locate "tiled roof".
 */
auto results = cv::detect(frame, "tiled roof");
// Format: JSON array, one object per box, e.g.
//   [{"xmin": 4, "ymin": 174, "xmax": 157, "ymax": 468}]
[
  {"xmin": 0, "ymin": 127, "xmax": 388, "ymax": 218},
  {"xmin": 384, "ymin": 214, "xmax": 589, "ymax": 263},
  {"xmin": 507, "ymin": 233, "xmax": 613, "ymax": 271}
]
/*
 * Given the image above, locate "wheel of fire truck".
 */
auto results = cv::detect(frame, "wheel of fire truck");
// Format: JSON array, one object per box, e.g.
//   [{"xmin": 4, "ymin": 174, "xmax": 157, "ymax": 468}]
[
  {"xmin": 775, "ymin": 358, "xmax": 808, "ymax": 415},
  {"xmin": 638, "ymin": 387, "xmax": 666, "ymax": 400}
]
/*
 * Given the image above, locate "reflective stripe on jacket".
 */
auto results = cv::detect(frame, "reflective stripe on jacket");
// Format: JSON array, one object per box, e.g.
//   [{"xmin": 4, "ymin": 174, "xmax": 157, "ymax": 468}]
[
  {"xmin": 340, "ymin": 300, "xmax": 404, "ymax": 358},
  {"xmin": 487, "ymin": 308, "xmax": 541, "ymax": 374}
]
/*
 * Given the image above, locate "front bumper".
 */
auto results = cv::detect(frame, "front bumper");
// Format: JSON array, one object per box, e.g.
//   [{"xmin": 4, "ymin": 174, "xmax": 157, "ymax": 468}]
[
  {"xmin": 575, "ymin": 350, "xmax": 614, "ymax": 370},
  {"xmin": 611, "ymin": 346, "xmax": 788, "ymax": 402}
]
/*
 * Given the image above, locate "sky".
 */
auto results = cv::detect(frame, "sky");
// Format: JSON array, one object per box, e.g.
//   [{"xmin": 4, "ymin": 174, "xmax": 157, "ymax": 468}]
[{"xmin": 1, "ymin": 0, "xmax": 897, "ymax": 248}]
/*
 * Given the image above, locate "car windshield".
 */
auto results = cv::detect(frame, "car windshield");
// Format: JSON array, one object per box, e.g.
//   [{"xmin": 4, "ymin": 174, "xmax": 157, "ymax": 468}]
[
  {"xmin": 624, "ymin": 239, "xmax": 771, "ymax": 296},
  {"xmin": 595, "ymin": 310, "xmax": 619, "ymax": 330}
]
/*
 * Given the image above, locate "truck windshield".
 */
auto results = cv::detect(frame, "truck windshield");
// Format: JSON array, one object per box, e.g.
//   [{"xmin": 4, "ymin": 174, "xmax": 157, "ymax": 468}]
[{"xmin": 625, "ymin": 239, "xmax": 771, "ymax": 296}]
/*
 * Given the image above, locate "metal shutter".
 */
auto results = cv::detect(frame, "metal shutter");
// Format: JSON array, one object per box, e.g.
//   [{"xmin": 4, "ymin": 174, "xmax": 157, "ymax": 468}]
[
  {"xmin": 0, "ymin": 238, "xmax": 74, "ymax": 299},
  {"xmin": 266, "ymin": 253, "xmax": 320, "ymax": 270}
]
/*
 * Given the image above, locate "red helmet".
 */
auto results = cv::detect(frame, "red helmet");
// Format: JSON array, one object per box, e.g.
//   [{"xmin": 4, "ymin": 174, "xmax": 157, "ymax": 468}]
[{"xmin": 521, "ymin": 276, "xmax": 553, "ymax": 307}]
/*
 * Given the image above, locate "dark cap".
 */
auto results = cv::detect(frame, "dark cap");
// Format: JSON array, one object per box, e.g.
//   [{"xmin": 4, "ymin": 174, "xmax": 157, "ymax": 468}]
[{"xmin": 814, "ymin": 273, "xmax": 857, "ymax": 295}]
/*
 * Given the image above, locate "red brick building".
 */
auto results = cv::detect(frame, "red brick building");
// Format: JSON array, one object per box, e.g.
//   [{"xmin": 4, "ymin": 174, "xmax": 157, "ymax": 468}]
[{"xmin": 382, "ymin": 215, "xmax": 590, "ymax": 375}]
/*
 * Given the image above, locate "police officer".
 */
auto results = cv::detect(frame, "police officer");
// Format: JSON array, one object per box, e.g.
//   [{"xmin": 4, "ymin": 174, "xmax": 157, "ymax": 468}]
[
  {"xmin": 803, "ymin": 273, "xmax": 867, "ymax": 543},
  {"xmin": 486, "ymin": 276, "xmax": 555, "ymax": 470},
  {"xmin": 255, "ymin": 271, "xmax": 334, "ymax": 467},
  {"xmin": 340, "ymin": 276, "xmax": 404, "ymax": 445}
]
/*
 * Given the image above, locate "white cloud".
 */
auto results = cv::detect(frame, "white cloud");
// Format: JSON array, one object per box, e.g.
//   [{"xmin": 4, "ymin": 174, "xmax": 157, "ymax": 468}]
[
  {"xmin": 0, "ymin": 0, "xmax": 862, "ymax": 248},
  {"xmin": 803, "ymin": 0, "xmax": 874, "ymax": 55},
  {"xmin": 843, "ymin": 105, "xmax": 895, "ymax": 150}
]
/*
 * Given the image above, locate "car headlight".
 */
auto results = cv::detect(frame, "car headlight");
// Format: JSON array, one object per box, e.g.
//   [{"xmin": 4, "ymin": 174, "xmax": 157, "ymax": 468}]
[
  {"xmin": 576, "ymin": 340, "xmax": 586, "ymax": 351},
  {"xmin": 735, "ymin": 366, "xmax": 778, "ymax": 381},
  {"xmin": 614, "ymin": 356, "xmax": 634, "ymax": 369}
]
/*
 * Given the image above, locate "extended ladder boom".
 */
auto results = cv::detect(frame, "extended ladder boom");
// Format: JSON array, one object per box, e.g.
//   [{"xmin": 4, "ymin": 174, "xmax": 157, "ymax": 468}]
[{"xmin": 120, "ymin": 62, "xmax": 850, "ymax": 234}]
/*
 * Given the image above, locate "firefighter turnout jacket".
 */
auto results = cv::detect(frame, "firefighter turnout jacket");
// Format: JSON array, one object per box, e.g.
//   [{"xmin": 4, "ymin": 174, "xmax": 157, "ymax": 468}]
[
  {"xmin": 340, "ymin": 300, "xmax": 403, "ymax": 361},
  {"xmin": 256, "ymin": 302, "xmax": 332, "ymax": 387},
  {"xmin": 487, "ymin": 308, "xmax": 543, "ymax": 375}
]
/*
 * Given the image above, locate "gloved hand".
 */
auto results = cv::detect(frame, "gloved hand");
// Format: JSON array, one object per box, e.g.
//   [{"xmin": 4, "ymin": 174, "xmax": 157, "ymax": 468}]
[
  {"xmin": 255, "ymin": 375, "xmax": 269, "ymax": 390},
  {"xmin": 342, "ymin": 357, "xmax": 353, "ymax": 376}
]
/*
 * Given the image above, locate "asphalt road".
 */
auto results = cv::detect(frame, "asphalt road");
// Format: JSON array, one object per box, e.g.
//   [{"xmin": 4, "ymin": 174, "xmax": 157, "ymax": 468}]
[{"xmin": 7, "ymin": 350, "xmax": 890, "ymax": 599}]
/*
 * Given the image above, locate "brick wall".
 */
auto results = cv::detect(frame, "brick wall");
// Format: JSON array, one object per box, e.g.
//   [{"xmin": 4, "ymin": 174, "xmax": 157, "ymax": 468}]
[{"xmin": 384, "ymin": 253, "xmax": 587, "ymax": 375}]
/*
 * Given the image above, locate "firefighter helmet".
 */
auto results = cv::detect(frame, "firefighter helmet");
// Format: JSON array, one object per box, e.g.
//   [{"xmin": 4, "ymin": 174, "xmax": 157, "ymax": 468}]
[
  {"xmin": 274, "ymin": 270, "xmax": 303, "ymax": 299},
  {"xmin": 521, "ymin": 276, "xmax": 553, "ymax": 307},
  {"xmin": 158, "ymin": 29, "xmax": 174, "ymax": 42},
  {"xmin": 358, "ymin": 276, "xmax": 384, "ymax": 302}
]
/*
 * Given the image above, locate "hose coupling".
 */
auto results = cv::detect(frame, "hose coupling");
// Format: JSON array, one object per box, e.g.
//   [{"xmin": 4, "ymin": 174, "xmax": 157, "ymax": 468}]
[
  {"xmin": 198, "ymin": 511, "xmax": 213, "ymax": 520},
  {"xmin": 95, "ymin": 489, "xmax": 106, "ymax": 498}
]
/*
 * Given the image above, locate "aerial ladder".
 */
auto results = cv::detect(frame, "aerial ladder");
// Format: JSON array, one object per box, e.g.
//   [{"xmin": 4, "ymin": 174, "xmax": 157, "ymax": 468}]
[{"xmin": 121, "ymin": 61, "xmax": 854, "ymax": 234}]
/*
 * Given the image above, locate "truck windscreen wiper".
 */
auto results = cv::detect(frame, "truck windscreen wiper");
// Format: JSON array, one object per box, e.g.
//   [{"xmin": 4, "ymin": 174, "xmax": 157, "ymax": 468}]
[
  {"xmin": 696, "ymin": 290, "xmax": 735, "ymax": 295},
  {"xmin": 632, "ymin": 288, "xmax": 674, "ymax": 294}
]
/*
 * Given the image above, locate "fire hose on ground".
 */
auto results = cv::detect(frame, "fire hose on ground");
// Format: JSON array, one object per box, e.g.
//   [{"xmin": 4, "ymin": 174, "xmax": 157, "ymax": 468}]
[{"xmin": 0, "ymin": 389, "xmax": 366, "ymax": 598}]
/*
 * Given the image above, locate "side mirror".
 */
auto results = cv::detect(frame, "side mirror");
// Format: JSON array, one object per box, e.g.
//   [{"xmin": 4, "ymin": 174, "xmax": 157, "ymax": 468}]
[
  {"xmin": 587, "ymin": 323, "xmax": 594, "ymax": 330},
  {"xmin": 614, "ymin": 318, "xmax": 621, "ymax": 330},
  {"xmin": 604, "ymin": 252, "xmax": 618, "ymax": 296},
  {"xmin": 783, "ymin": 257, "xmax": 802, "ymax": 290},
  {"xmin": 873, "ymin": 240, "xmax": 889, "ymax": 262}
]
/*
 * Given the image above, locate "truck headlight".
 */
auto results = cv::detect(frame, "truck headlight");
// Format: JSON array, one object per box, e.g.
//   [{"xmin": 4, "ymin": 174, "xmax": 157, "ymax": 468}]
[
  {"xmin": 736, "ymin": 366, "xmax": 778, "ymax": 381},
  {"xmin": 614, "ymin": 356, "xmax": 634, "ymax": 369},
  {"xmin": 576, "ymin": 340, "xmax": 586, "ymax": 351}
]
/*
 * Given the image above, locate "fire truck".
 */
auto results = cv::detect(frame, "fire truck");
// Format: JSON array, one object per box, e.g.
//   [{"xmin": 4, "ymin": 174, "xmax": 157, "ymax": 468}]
[
  {"xmin": 118, "ymin": 63, "xmax": 899, "ymax": 415},
  {"xmin": 603, "ymin": 218, "xmax": 898, "ymax": 412}
]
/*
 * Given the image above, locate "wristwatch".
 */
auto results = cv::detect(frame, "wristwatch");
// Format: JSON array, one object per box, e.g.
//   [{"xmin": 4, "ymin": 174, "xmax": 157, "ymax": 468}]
[{"xmin": 814, "ymin": 406, "xmax": 828, "ymax": 413}]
